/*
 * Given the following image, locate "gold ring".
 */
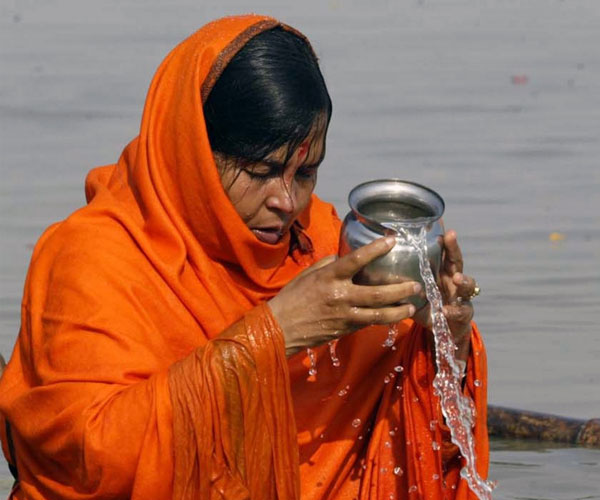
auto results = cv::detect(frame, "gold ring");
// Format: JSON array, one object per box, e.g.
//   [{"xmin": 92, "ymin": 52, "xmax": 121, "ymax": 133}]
[{"xmin": 469, "ymin": 285, "xmax": 481, "ymax": 300}]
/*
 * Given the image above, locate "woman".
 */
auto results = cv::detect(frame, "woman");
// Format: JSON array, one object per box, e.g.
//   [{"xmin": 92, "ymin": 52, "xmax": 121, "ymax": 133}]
[{"xmin": 0, "ymin": 14, "xmax": 488, "ymax": 500}]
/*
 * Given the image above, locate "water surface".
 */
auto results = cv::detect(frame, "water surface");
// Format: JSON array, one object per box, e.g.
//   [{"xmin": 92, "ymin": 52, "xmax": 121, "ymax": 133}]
[{"xmin": 1, "ymin": 0, "xmax": 599, "ymax": 496}]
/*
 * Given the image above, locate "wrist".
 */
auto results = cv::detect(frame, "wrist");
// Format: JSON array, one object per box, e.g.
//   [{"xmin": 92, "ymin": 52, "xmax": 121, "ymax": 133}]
[{"xmin": 267, "ymin": 298, "xmax": 299, "ymax": 357}]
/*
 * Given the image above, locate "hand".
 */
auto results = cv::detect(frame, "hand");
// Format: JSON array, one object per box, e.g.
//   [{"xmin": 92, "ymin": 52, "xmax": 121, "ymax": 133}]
[
  {"xmin": 268, "ymin": 236, "xmax": 421, "ymax": 356},
  {"xmin": 413, "ymin": 230, "xmax": 477, "ymax": 361}
]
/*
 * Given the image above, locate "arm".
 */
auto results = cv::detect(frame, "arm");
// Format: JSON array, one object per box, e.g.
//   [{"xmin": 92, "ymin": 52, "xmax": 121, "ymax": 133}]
[
  {"xmin": 1, "ymin": 302, "xmax": 296, "ymax": 500},
  {"xmin": 0, "ymin": 221, "xmax": 302, "ymax": 500},
  {"xmin": 169, "ymin": 303, "xmax": 299, "ymax": 500}
]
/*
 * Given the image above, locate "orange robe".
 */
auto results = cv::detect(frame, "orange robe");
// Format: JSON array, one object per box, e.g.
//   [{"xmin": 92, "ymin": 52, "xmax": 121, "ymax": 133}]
[{"xmin": 0, "ymin": 15, "xmax": 488, "ymax": 499}]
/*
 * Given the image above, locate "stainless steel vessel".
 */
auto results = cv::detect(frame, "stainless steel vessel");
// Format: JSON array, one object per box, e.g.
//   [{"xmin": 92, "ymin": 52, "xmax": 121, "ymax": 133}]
[{"xmin": 339, "ymin": 179, "xmax": 445, "ymax": 308}]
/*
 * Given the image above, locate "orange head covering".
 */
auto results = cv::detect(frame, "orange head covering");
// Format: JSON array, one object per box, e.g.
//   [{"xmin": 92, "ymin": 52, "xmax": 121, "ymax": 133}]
[
  {"xmin": 0, "ymin": 14, "xmax": 488, "ymax": 500},
  {"xmin": 84, "ymin": 14, "xmax": 341, "ymax": 335}
]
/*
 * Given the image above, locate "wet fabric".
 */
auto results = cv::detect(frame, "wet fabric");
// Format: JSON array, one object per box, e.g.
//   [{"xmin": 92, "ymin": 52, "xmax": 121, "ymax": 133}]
[{"xmin": 0, "ymin": 14, "xmax": 488, "ymax": 500}]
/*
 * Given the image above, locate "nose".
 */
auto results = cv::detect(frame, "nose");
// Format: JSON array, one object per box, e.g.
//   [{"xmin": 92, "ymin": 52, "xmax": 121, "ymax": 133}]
[{"xmin": 265, "ymin": 175, "xmax": 295, "ymax": 215}]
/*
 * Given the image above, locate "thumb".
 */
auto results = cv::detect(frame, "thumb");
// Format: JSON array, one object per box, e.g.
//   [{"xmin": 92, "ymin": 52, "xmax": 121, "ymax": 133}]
[{"xmin": 297, "ymin": 254, "xmax": 337, "ymax": 278}]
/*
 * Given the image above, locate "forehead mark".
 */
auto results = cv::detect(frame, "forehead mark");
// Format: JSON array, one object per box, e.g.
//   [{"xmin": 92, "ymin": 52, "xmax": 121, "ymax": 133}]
[{"xmin": 297, "ymin": 141, "xmax": 309, "ymax": 163}]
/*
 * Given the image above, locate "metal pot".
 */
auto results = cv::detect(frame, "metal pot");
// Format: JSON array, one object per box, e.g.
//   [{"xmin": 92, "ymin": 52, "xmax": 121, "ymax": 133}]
[{"xmin": 339, "ymin": 179, "xmax": 445, "ymax": 308}]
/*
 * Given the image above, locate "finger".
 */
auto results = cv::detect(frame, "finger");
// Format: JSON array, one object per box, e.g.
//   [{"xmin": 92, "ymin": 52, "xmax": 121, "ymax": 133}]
[
  {"xmin": 452, "ymin": 273, "xmax": 477, "ymax": 300},
  {"xmin": 442, "ymin": 303, "xmax": 474, "ymax": 325},
  {"xmin": 297, "ymin": 255, "xmax": 337, "ymax": 278},
  {"xmin": 349, "ymin": 281, "xmax": 422, "ymax": 307},
  {"xmin": 349, "ymin": 303, "xmax": 416, "ymax": 326},
  {"xmin": 333, "ymin": 236, "xmax": 396, "ymax": 279},
  {"xmin": 443, "ymin": 230, "xmax": 463, "ymax": 275}
]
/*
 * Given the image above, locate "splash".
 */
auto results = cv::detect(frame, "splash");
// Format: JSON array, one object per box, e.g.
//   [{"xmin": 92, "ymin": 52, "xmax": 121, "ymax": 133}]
[
  {"xmin": 383, "ymin": 323, "xmax": 399, "ymax": 347},
  {"xmin": 396, "ymin": 226, "xmax": 494, "ymax": 499}
]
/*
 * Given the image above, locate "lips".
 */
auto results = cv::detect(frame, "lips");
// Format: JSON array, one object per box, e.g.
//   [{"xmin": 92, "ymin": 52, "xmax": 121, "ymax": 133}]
[{"xmin": 251, "ymin": 227, "xmax": 284, "ymax": 244}]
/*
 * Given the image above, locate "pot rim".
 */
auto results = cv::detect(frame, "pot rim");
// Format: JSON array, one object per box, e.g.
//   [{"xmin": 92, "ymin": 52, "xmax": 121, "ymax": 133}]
[{"xmin": 348, "ymin": 179, "xmax": 445, "ymax": 232}]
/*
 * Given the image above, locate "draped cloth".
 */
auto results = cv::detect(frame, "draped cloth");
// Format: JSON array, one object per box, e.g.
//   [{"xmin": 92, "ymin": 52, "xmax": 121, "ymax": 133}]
[{"xmin": 0, "ymin": 14, "xmax": 489, "ymax": 500}]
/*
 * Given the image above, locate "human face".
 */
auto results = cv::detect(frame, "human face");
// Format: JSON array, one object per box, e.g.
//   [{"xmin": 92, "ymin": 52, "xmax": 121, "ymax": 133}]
[{"xmin": 217, "ymin": 135, "xmax": 325, "ymax": 244}]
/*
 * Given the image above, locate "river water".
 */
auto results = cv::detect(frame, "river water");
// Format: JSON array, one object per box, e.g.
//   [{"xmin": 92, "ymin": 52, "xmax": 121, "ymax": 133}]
[{"xmin": 1, "ymin": 0, "xmax": 599, "ymax": 497}]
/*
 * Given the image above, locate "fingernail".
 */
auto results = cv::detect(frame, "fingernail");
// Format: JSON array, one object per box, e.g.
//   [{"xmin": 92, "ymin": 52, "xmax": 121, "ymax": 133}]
[
  {"xmin": 408, "ymin": 305, "xmax": 416, "ymax": 316},
  {"xmin": 385, "ymin": 236, "xmax": 396, "ymax": 247},
  {"xmin": 413, "ymin": 283, "xmax": 422, "ymax": 294}
]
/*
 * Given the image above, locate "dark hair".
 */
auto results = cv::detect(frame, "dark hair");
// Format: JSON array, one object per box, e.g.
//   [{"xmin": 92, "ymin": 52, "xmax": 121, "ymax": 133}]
[{"xmin": 203, "ymin": 27, "xmax": 332, "ymax": 165}]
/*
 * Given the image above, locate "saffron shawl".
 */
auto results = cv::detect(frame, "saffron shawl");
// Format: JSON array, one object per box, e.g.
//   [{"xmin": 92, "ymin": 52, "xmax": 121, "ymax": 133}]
[{"xmin": 0, "ymin": 15, "xmax": 488, "ymax": 499}]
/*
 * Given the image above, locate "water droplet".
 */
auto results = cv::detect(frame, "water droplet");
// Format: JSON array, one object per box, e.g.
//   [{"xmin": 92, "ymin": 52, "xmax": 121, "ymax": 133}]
[
  {"xmin": 382, "ymin": 324, "xmax": 398, "ymax": 347},
  {"xmin": 384, "ymin": 441, "xmax": 391, "ymax": 448},
  {"xmin": 408, "ymin": 485, "xmax": 418, "ymax": 493},
  {"xmin": 328, "ymin": 340, "xmax": 341, "ymax": 367},
  {"xmin": 319, "ymin": 433, "xmax": 324, "ymax": 439},
  {"xmin": 429, "ymin": 419, "xmax": 438, "ymax": 431},
  {"xmin": 395, "ymin": 385, "xmax": 402, "ymax": 391},
  {"xmin": 393, "ymin": 466, "xmax": 403, "ymax": 476},
  {"xmin": 380, "ymin": 467, "xmax": 388, "ymax": 474},
  {"xmin": 474, "ymin": 379, "xmax": 482, "ymax": 387},
  {"xmin": 432, "ymin": 473, "xmax": 440, "ymax": 480},
  {"xmin": 306, "ymin": 348, "xmax": 317, "ymax": 377},
  {"xmin": 394, "ymin": 365, "xmax": 404, "ymax": 372},
  {"xmin": 389, "ymin": 430, "xmax": 396, "ymax": 436},
  {"xmin": 406, "ymin": 440, "xmax": 411, "ymax": 445},
  {"xmin": 352, "ymin": 418, "xmax": 362, "ymax": 428},
  {"xmin": 432, "ymin": 441, "xmax": 441, "ymax": 451},
  {"xmin": 384, "ymin": 376, "xmax": 391, "ymax": 384},
  {"xmin": 358, "ymin": 435, "xmax": 363, "ymax": 440},
  {"xmin": 338, "ymin": 389, "xmax": 347, "ymax": 397},
  {"xmin": 412, "ymin": 397, "xmax": 419, "ymax": 402}
]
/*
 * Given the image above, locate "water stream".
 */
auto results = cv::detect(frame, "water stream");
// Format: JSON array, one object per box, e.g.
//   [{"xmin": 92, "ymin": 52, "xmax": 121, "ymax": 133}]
[{"xmin": 397, "ymin": 226, "xmax": 495, "ymax": 499}]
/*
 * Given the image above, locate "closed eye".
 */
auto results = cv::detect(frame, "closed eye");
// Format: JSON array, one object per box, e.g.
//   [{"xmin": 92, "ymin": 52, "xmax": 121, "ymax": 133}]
[
  {"xmin": 295, "ymin": 166, "xmax": 319, "ymax": 179},
  {"xmin": 243, "ymin": 157, "xmax": 322, "ymax": 181},
  {"xmin": 243, "ymin": 164, "xmax": 282, "ymax": 180}
]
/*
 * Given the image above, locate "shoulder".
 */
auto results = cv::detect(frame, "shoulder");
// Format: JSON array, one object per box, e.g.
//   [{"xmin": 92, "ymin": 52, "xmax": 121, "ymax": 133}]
[{"xmin": 23, "ymin": 206, "xmax": 153, "ymax": 311}]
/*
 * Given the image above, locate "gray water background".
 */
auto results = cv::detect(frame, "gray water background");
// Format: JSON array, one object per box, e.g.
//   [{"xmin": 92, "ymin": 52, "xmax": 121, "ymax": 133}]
[{"xmin": 1, "ymin": 0, "xmax": 599, "ymax": 498}]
